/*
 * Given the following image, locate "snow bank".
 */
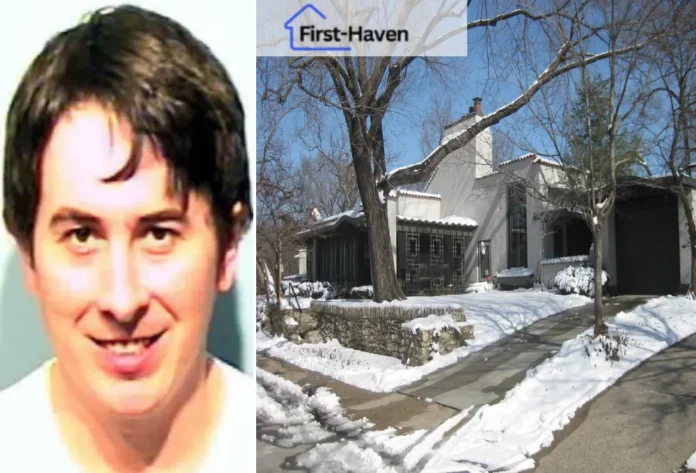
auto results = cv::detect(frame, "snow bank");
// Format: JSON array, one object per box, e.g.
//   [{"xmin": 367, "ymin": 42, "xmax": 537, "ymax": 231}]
[
  {"xmin": 258, "ymin": 367, "xmax": 447, "ymax": 473},
  {"xmin": 261, "ymin": 291, "xmax": 590, "ymax": 392},
  {"xmin": 423, "ymin": 296, "xmax": 696, "ymax": 473},
  {"xmin": 257, "ymin": 368, "xmax": 373, "ymax": 447}
]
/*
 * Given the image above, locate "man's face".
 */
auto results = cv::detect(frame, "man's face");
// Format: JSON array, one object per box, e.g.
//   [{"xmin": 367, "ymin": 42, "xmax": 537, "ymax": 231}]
[{"xmin": 23, "ymin": 102, "xmax": 238, "ymax": 416}]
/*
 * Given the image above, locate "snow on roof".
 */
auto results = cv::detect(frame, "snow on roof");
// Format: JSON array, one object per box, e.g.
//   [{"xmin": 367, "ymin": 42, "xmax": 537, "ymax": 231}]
[
  {"xmin": 496, "ymin": 153, "xmax": 537, "ymax": 168},
  {"xmin": 532, "ymin": 156, "xmax": 563, "ymax": 168},
  {"xmin": 398, "ymin": 215, "xmax": 478, "ymax": 228},
  {"xmin": 396, "ymin": 189, "xmax": 441, "ymax": 200}
]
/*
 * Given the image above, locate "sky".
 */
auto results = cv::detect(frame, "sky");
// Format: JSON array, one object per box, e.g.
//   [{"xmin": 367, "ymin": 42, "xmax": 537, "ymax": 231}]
[{"xmin": 260, "ymin": 22, "xmax": 562, "ymax": 173}]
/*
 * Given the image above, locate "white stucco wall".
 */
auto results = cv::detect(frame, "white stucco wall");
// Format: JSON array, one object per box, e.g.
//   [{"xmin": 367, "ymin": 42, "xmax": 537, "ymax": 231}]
[
  {"xmin": 387, "ymin": 193, "xmax": 398, "ymax": 272},
  {"xmin": 678, "ymin": 188, "xmax": 695, "ymax": 287},
  {"xmin": 397, "ymin": 194, "xmax": 441, "ymax": 219},
  {"xmin": 0, "ymin": 0, "xmax": 256, "ymax": 389}
]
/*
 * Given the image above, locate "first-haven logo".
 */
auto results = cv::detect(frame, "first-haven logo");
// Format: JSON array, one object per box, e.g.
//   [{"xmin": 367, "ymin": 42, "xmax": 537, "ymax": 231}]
[{"xmin": 284, "ymin": 4, "xmax": 409, "ymax": 52}]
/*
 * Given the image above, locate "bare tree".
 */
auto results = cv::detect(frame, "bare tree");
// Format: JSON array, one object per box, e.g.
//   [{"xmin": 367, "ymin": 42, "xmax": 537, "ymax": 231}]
[
  {"xmin": 264, "ymin": 0, "xmax": 677, "ymax": 303},
  {"xmin": 646, "ymin": 1, "xmax": 696, "ymax": 293},
  {"xmin": 256, "ymin": 59, "xmax": 309, "ymax": 305},
  {"xmin": 513, "ymin": 0, "xmax": 672, "ymax": 335},
  {"xmin": 420, "ymin": 95, "xmax": 455, "ymax": 158}
]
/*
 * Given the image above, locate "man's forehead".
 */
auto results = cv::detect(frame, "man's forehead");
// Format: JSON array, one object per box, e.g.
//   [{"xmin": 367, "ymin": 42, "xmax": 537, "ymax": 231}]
[
  {"xmin": 38, "ymin": 103, "xmax": 200, "ymax": 217},
  {"xmin": 43, "ymin": 103, "xmax": 159, "ymax": 181}
]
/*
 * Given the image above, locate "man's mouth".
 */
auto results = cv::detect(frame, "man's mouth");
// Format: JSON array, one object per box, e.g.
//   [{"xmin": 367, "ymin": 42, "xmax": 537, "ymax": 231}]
[{"xmin": 91, "ymin": 333, "xmax": 164, "ymax": 356}]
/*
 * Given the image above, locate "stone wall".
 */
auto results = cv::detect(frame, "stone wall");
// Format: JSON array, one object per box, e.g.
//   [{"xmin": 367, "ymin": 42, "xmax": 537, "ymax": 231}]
[
  {"xmin": 314, "ymin": 302, "xmax": 470, "ymax": 364},
  {"xmin": 264, "ymin": 302, "xmax": 474, "ymax": 366},
  {"xmin": 265, "ymin": 305, "xmax": 319, "ymax": 342},
  {"xmin": 402, "ymin": 324, "xmax": 474, "ymax": 366}
]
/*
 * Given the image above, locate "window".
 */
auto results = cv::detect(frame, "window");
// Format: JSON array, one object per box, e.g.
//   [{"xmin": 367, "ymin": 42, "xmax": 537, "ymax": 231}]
[
  {"xmin": 507, "ymin": 183, "xmax": 527, "ymax": 268},
  {"xmin": 478, "ymin": 240, "xmax": 491, "ymax": 281}
]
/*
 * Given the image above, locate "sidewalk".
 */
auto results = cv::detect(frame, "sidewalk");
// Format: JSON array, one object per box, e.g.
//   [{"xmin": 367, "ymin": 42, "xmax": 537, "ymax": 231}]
[
  {"xmin": 257, "ymin": 356, "xmax": 459, "ymax": 432},
  {"xmin": 257, "ymin": 356, "xmax": 462, "ymax": 473},
  {"xmin": 532, "ymin": 331, "xmax": 696, "ymax": 473},
  {"xmin": 401, "ymin": 296, "xmax": 649, "ymax": 411}
]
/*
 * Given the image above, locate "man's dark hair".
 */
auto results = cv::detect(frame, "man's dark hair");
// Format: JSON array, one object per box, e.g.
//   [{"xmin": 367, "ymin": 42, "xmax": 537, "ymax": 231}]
[{"xmin": 3, "ymin": 5, "xmax": 250, "ymax": 262}]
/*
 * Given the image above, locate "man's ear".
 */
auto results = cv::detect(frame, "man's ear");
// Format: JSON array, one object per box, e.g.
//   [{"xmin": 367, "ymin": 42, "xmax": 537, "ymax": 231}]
[
  {"xmin": 216, "ymin": 238, "xmax": 239, "ymax": 293},
  {"xmin": 217, "ymin": 202, "xmax": 248, "ymax": 292},
  {"xmin": 17, "ymin": 246, "xmax": 38, "ymax": 296}
]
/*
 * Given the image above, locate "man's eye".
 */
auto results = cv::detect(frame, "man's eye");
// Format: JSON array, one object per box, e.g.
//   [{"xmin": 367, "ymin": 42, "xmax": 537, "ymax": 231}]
[
  {"xmin": 143, "ymin": 227, "xmax": 179, "ymax": 251},
  {"xmin": 68, "ymin": 227, "xmax": 94, "ymax": 244}
]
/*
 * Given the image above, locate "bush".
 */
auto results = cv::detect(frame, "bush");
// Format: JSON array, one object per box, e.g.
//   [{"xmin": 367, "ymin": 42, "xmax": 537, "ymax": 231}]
[
  {"xmin": 281, "ymin": 281, "xmax": 337, "ymax": 300},
  {"xmin": 349, "ymin": 285, "xmax": 373, "ymax": 299},
  {"xmin": 554, "ymin": 265, "xmax": 610, "ymax": 298}
]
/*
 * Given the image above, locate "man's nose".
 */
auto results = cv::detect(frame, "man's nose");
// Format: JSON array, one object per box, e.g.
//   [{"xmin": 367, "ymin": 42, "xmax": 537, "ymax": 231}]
[{"xmin": 96, "ymin": 245, "xmax": 148, "ymax": 322}]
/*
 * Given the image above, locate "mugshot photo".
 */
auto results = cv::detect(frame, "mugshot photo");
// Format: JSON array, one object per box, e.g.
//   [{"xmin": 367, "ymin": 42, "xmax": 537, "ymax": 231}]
[{"xmin": 0, "ymin": 1, "xmax": 255, "ymax": 472}]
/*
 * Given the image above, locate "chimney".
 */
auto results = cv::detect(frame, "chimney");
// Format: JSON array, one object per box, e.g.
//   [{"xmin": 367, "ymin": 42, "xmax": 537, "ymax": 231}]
[{"xmin": 473, "ymin": 97, "xmax": 482, "ymax": 114}]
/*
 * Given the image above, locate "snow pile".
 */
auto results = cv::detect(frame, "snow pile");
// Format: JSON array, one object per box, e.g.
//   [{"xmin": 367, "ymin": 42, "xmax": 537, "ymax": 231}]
[
  {"xmin": 496, "ymin": 267, "xmax": 534, "ymax": 278},
  {"xmin": 260, "ymin": 291, "xmax": 590, "ymax": 392},
  {"xmin": 465, "ymin": 281, "xmax": 494, "ymax": 293},
  {"xmin": 402, "ymin": 314, "xmax": 461, "ymax": 336},
  {"xmin": 257, "ymin": 368, "xmax": 373, "ymax": 447},
  {"xmin": 349, "ymin": 285, "xmax": 373, "ymax": 299},
  {"xmin": 687, "ymin": 452, "xmax": 696, "ymax": 470},
  {"xmin": 258, "ymin": 367, "xmax": 454, "ymax": 473},
  {"xmin": 554, "ymin": 265, "xmax": 609, "ymax": 297},
  {"xmin": 422, "ymin": 296, "xmax": 696, "ymax": 473},
  {"xmin": 541, "ymin": 255, "xmax": 589, "ymax": 265}
]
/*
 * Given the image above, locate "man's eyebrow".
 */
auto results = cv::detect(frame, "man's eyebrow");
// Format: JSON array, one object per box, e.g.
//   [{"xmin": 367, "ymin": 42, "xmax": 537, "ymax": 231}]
[
  {"xmin": 48, "ymin": 207, "xmax": 189, "ymax": 229},
  {"xmin": 139, "ymin": 209, "xmax": 189, "ymax": 225},
  {"xmin": 49, "ymin": 208, "xmax": 100, "ymax": 228}
]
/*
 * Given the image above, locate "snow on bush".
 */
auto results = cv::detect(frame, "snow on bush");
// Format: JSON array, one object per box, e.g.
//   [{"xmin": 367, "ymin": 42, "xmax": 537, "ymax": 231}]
[
  {"xmin": 281, "ymin": 281, "xmax": 337, "ymax": 300},
  {"xmin": 554, "ymin": 265, "xmax": 609, "ymax": 297},
  {"xmin": 464, "ymin": 282, "xmax": 494, "ymax": 293},
  {"xmin": 349, "ymin": 285, "xmax": 373, "ymax": 299}
]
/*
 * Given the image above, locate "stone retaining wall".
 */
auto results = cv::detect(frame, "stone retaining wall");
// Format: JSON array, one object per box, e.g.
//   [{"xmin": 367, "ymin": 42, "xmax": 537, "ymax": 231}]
[
  {"xmin": 314, "ymin": 302, "xmax": 470, "ymax": 364},
  {"xmin": 264, "ymin": 302, "xmax": 474, "ymax": 366}
]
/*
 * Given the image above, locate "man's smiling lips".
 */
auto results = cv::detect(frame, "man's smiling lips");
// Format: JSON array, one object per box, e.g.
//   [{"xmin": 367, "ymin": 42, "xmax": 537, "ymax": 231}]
[{"xmin": 88, "ymin": 331, "xmax": 168, "ymax": 376}]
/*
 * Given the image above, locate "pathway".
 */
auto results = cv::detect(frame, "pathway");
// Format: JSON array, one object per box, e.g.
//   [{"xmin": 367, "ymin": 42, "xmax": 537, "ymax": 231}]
[
  {"xmin": 532, "ymin": 331, "xmax": 696, "ymax": 473},
  {"xmin": 401, "ymin": 296, "xmax": 650, "ymax": 411}
]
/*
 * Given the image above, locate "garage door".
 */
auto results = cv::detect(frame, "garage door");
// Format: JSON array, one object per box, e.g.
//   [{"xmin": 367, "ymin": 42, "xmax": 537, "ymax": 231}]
[{"xmin": 615, "ymin": 193, "xmax": 680, "ymax": 295}]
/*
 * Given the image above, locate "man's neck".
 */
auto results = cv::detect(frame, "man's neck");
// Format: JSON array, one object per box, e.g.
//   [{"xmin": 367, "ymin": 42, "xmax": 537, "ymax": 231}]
[{"xmin": 49, "ymin": 356, "xmax": 224, "ymax": 473}]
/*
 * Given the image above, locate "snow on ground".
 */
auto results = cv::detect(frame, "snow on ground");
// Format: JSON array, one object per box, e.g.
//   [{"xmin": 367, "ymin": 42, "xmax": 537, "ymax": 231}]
[
  {"xmin": 687, "ymin": 452, "xmax": 696, "ymax": 470},
  {"xmin": 257, "ymin": 367, "xmax": 460, "ymax": 473},
  {"xmin": 259, "ymin": 291, "xmax": 590, "ymax": 392},
  {"xmin": 422, "ymin": 296, "xmax": 696, "ymax": 473}
]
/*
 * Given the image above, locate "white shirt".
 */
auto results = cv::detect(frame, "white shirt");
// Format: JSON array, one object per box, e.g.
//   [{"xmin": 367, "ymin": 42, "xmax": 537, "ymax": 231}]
[{"xmin": 0, "ymin": 357, "xmax": 255, "ymax": 472}]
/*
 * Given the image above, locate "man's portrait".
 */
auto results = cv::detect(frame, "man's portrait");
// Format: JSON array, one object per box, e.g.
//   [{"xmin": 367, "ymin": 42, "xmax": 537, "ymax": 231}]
[{"xmin": 0, "ymin": 2, "xmax": 255, "ymax": 472}]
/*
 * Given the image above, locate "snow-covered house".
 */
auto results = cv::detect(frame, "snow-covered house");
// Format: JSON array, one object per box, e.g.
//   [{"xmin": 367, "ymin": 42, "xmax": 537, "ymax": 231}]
[{"xmin": 301, "ymin": 98, "xmax": 696, "ymax": 296}]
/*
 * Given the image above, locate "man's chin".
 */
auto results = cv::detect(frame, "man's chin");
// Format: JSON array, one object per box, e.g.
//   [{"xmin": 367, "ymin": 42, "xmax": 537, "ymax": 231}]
[{"xmin": 99, "ymin": 382, "xmax": 165, "ymax": 418}]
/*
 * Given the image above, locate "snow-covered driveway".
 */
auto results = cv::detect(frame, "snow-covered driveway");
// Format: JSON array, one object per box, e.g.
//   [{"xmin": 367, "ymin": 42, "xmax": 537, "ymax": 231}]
[{"xmin": 258, "ymin": 290, "xmax": 590, "ymax": 392}]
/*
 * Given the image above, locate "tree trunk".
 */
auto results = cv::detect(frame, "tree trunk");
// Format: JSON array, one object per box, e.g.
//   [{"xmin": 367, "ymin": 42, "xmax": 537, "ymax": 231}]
[
  {"xmin": 352, "ymin": 148, "xmax": 405, "ymax": 302},
  {"xmin": 593, "ymin": 228, "xmax": 606, "ymax": 336}
]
